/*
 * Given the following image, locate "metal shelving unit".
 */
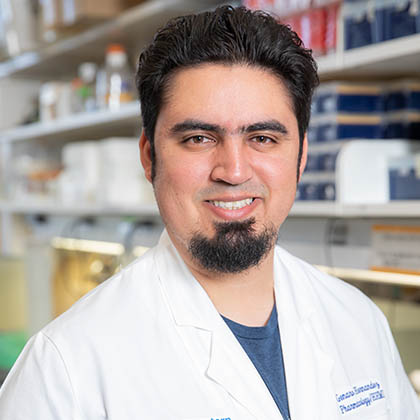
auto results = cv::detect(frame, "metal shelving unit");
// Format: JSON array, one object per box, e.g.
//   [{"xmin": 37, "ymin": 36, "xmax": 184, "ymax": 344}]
[
  {"xmin": 1, "ymin": 101, "xmax": 141, "ymax": 143},
  {"xmin": 0, "ymin": 0, "xmax": 224, "ymax": 80},
  {"xmin": 316, "ymin": 265, "xmax": 420, "ymax": 288},
  {"xmin": 290, "ymin": 201, "xmax": 420, "ymax": 218},
  {"xmin": 0, "ymin": 199, "xmax": 159, "ymax": 217},
  {"xmin": 317, "ymin": 33, "xmax": 420, "ymax": 81},
  {"xmin": 0, "ymin": 1, "xmax": 420, "ymax": 254},
  {"xmin": 1, "ymin": 200, "xmax": 419, "ymax": 219}
]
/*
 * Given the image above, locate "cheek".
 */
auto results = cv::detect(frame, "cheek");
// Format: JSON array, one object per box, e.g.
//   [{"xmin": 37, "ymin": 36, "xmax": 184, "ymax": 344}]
[
  {"xmin": 255, "ymin": 154, "xmax": 298, "ymax": 188},
  {"xmin": 155, "ymin": 151, "xmax": 210, "ymax": 199}
]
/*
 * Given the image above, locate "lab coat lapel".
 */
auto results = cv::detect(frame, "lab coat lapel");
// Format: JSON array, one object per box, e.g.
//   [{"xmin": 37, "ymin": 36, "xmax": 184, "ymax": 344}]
[
  {"xmin": 206, "ymin": 322, "xmax": 285, "ymax": 419},
  {"xmin": 154, "ymin": 231, "xmax": 284, "ymax": 419},
  {"xmin": 274, "ymin": 248, "xmax": 337, "ymax": 420}
]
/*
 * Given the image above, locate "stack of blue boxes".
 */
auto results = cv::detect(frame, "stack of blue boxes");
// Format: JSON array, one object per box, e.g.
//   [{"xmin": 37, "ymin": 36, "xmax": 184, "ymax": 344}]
[
  {"xmin": 308, "ymin": 83, "xmax": 384, "ymax": 142},
  {"xmin": 344, "ymin": 0, "xmax": 420, "ymax": 50},
  {"xmin": 299, "ymin": 80, "xmax": 420, "ymax": 201},
  {"xmin": 385, "ymin": 80, "xmax": 420, "ymax": 199},
  {"xmin": 383, "ymin": 80, "xmax": 420, "ymax": 140},
  {"xmin": 298, "ymin": 82, "xmax": 384, "ymax": 201}
]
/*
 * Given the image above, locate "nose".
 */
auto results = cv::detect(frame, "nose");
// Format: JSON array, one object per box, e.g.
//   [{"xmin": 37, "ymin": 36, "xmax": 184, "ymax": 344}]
[{"xmin": 210, "ymin": 138, "xmax": 253, "ymax": 185}]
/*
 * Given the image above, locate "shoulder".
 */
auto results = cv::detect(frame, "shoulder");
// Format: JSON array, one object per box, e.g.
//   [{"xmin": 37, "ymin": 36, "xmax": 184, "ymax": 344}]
[
  {"xmin": 275, "ymin": 244, "xmax": 370, "ymax": 301},
  {"xmin": 42, "ymin": 246, "xmax": 161, "ymax": 341},
  {"xmin": 274, "ymin": 245, "xmax": 390, "ymax": 337}
]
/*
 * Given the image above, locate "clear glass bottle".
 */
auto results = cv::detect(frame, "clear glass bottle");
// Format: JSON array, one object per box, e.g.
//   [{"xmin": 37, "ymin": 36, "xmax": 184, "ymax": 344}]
[
  {"xmin": 78, "ymin": 62, "xmax": 97, "ymax": 112},
  {"xmin": 104, "ymin": 44, "xmax": 135, "ymax": 110}
]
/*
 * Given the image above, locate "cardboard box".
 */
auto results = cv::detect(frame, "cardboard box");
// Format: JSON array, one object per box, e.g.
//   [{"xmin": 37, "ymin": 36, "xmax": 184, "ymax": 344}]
[
  {"xmin": 61, "ymin": 0, "xmax": 146, "ymax": 25},
  {"xmin": 40, "ymin": 0, "xmax": 145, "ymax": 31}
]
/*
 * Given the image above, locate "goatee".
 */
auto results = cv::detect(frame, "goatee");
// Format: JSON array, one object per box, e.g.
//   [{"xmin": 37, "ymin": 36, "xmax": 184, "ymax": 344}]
[{"xmin": 188, "ymin": 217, "xmax": 277, "ymax": 274}]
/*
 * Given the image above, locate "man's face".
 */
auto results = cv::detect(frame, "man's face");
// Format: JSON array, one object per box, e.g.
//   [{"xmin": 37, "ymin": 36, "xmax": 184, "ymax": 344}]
[{"xmin": 140, "ymin": 64, "xmax": 307, "ymax": 272}]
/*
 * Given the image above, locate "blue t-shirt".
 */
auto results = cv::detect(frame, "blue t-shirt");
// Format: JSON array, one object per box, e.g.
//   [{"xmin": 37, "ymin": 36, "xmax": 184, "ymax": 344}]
[{"xmin": 222, "ymin": 306, "xmax": 290, "ymax": 420}]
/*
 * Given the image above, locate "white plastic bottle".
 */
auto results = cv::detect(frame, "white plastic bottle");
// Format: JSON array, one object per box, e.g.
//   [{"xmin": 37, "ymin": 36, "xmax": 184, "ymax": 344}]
[{"xmin": 104, "ymin": 44, "xmax": 135, "ymax": 110}]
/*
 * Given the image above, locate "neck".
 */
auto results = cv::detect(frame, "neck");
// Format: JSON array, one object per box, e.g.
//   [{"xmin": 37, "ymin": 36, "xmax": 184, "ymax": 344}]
[{"xmin": 182, "ymin": 247, "xmax": 276, "ymax": 327}]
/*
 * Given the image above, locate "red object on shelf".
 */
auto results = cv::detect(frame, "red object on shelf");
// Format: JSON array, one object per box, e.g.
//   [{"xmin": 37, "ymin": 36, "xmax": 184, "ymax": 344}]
[
  {"xmin": 309, "ymin": 8, "xmax": 327, "ymax": 55},
  {"xmin": 282, "ymin": 14, "xmax": 302, "ymax": 36},
  {"xmin": 325, "ymin": 2, "xmax": 339, "ymax": 53},
  {"xmin": 243, "ymin": 0, "xmax": 341, "ymax": 57},
  {"xmin": 292, "ymin": 8, "xmax": 326, "ymax": 55},
  {"xmin": 242, "ymin": 0, "xmax": 275, "ymax": 11}
]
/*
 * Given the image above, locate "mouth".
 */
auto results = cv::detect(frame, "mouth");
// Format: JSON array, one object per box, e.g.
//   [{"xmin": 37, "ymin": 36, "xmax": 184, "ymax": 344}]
[{"xmin": 206, "ymin": 198, "xmax": 255, "ymax": 210}]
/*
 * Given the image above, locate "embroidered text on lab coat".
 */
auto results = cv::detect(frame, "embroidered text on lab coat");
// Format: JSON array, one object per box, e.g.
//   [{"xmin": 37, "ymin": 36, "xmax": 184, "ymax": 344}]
[{"xmin": 336, "ymin": 380, "xmax": 385, "ymax": 415}]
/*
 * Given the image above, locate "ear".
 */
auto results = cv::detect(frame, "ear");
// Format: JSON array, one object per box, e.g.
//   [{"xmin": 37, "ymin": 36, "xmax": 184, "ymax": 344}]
[
  {"xmin": 139, "ymin": 131, "xmax": 153, "ymax": 183},
  {"xmin": 298, "ymin": 133, "xmax": 308, "ymax": 182}
]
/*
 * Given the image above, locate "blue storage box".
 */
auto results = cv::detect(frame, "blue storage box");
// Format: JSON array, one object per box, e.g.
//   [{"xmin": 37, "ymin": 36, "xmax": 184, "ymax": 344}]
[
  {"xmin": 297, "ymin": 183, "xmax": 322, "ymax": 200},
  {"xmin": 384, "ymin": 111, "xmax": 420, "ymax": 139},
  {"xmin": 297, "ymin": 182, "xmax": 336, "ymax": 200},
  {"xmin": 377, "ymin": 0, "xmax": 418, "ymax": 41},
  {"xmin": 343, "ymin": 0, "xmax": 379, "ymax": 49},
  {"xmin": 319, "ymin": 152, "xmax": 339, "ymax": 171},
  {"xmin": 383, "ymin": 80, "xmax": 420, "ymax": 111},
  {"xmin": 319, "ymin": 183, "xmax": 336, "ymax": 200},
  {"xmin": 308, "ymin": 124, "xmax": 318, "ymax": 143},
  {"xmin": 310, "ymin": 114, "xmax": 384, "ymax": 142},
  {"xmin": 389, "ymin": 155, "xmax": 420, "ymax": 199},
  {"xmin": 312, "ymin": 82, "xmax": 384, "ymax": 115},
  {"xmin": 306, "ymin": 154, "xmax": 321, "ymax": 172}
]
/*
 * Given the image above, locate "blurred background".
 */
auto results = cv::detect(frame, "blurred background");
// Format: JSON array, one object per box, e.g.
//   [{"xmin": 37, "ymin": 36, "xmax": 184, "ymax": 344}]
[{"xmin": 0, "ymin": 0, "xmax": 420, "ymax": 396}]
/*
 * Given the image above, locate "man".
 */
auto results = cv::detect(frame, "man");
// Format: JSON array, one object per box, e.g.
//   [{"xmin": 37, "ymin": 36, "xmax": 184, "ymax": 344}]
[{"xmin": 0, "ymin": 6, "xmax": 419, "ymax": 420}]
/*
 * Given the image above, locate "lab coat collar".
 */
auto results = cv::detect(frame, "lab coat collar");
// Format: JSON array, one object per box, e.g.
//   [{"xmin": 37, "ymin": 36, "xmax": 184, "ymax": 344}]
[
  {"xmin": 154, "ymin": 229, "xmax": 316, "ymax": 330},
  {"xmin": 154, "ymin": 230, "xmax": 286, "ymax": 418},
  {"xmin": 154, "ymin": 229, "xmax": 218, "ymax": 331},
  {"xmin": 154, "ymin": 230, "xmax": 337, "ymax": 419}
]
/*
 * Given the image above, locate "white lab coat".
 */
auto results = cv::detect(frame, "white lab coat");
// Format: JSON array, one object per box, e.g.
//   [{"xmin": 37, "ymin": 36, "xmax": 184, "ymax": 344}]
[{"xmin": 0, "ymin": 230, "xmax": 419, "ymax": 420}]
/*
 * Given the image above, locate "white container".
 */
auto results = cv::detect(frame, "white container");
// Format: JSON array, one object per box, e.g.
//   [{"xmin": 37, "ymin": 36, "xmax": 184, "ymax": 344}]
[
  {"xmin": 335, "ymin": 139, "xmax": 420, "ymax": 204},
  {"xmin": 58, "ymin": 138, "xmax": 154, "ymax": 206},
  {"xmin": 58, "ymin": 141, "xmax": 100, "ymax": 203},
  {"xmin": 98, "ymin": 137, "xmax": 153, "ymax": 206},
  {"xmin": 39, "ymin": 82, "xmax": 74, "ymax": 122}
]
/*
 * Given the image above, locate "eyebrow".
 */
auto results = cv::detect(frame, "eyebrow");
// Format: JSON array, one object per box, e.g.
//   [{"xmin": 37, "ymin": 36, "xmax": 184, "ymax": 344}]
[
  {"xmin": 168, "ymin": 118, "xmax": 289, "ymax": 136},
  {"xmin": 241, "ymin": 120, "xmax": 288, "ymax": 135},
  {"xmin": 169, "ymin": 120, "xmax": 226, "ymax": 136}
]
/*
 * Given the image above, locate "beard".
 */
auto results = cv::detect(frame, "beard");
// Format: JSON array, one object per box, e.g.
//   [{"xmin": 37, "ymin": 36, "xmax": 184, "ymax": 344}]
[{"xmin": 188, "ymin": 217, "xmax": 277, "ymax": 274}]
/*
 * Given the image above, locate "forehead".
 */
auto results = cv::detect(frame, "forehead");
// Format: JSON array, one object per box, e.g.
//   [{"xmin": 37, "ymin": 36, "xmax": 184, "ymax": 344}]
[{"xmin": 156, "ymin": 63, "xmax": 297, "ymax": 133}]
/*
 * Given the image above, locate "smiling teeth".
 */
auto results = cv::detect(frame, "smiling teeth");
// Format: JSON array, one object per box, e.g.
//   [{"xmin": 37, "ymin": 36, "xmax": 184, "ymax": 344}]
[{"xmin": 210, "ymin": 198, "xmax": 253, "ymax": 210}]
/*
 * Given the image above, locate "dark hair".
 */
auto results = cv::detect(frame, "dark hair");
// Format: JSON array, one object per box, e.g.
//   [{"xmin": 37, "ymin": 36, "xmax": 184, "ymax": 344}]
[{"xmin": 136, "ymin": 5, "xmax": 319, "ymax": 176}]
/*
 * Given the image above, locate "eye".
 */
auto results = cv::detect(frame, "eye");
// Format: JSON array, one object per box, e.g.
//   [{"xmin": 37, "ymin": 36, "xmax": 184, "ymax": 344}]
[
  {"xmin": 251, "ymin": 135, "xmax": 275, "ymax": 144},
  {"xmin": 184, "ymin": 135, "xmax": 214, "ymax": 144}
]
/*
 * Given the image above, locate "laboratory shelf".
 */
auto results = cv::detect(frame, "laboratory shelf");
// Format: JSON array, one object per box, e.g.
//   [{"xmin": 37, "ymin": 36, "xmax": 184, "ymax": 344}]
[
  {"xmin": 317, "ymin": 33, "xmax": 420, "ymax": 80},
  {"xmin": 300, "ymin": 172, "xmax": 335, "ymax": 183},
  {"xmin": 316, "ymin": 265, "xmax": 420, "ymax": 288},
  {"xmin": 0, "ymin": 0, "xmax": 224, "ymax": 80},
  {"xmin": 1, "ymin": 199, "xmax": 418, "ymax": 219},
  {"xmin": 0, "ymin": 199, "xmax": 159, "ymax": 217},
  {"xmin": 0, "ymin": 101, "xmax": 141, "ymax": 143},
  {"xmin": 290, "ymin": 201, "xmax": 420, "ymax": 218}
]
